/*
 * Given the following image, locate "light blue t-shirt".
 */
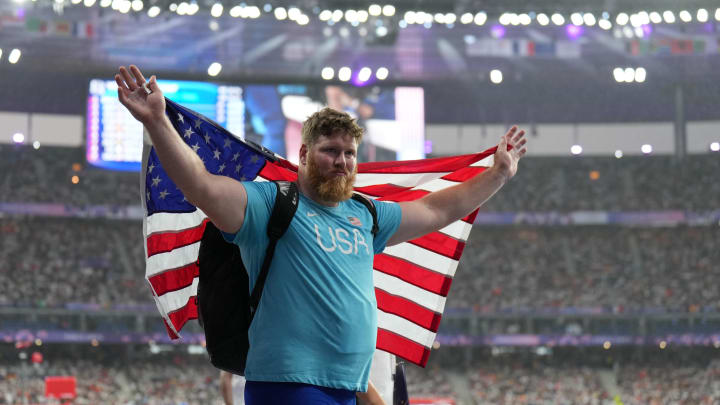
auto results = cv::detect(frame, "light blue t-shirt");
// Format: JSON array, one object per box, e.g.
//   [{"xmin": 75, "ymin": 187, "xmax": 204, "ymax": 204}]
[{"xmin": 223, "ymin": 181, "xmax": 402, "ymax": 392}]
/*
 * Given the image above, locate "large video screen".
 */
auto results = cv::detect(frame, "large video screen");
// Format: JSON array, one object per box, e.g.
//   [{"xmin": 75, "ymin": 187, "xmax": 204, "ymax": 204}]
[{"xmin": 86, "ymin": 80, "xmax": 424, "ymax": 171}]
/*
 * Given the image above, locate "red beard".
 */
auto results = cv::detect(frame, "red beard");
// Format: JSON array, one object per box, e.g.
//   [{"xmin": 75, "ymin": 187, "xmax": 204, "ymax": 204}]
[{"xmin": 306, "ymin": 155, "xmax": 357, "ymax": 203}]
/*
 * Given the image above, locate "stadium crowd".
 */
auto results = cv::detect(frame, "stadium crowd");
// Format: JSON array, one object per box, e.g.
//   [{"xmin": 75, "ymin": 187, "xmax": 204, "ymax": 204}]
[{"xmin": 2, "ymin": 145, "xmax": 720, "ymax": 211}]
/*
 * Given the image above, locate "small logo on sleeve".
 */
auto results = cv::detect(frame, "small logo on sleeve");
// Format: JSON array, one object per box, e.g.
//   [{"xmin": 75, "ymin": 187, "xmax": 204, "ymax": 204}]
[{"xmin": 347, "ymin": 216, "xmax": 363, "ymax": 227}]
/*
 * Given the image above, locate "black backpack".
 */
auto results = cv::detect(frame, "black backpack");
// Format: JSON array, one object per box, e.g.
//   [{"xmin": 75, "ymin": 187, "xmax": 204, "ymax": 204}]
[{"xmin": 196, "ymin": 181, "xmax": 378, "ymax": 375}]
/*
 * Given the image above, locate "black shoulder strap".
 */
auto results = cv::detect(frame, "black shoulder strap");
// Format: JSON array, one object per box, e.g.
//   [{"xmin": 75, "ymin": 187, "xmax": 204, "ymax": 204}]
[
  {"xmin": 248, "ymin": 181, "xmax": 299, "ymax": 319},
  {"xmin": 351, "ymin": 193, "xmax": 379, "ymax": 236}
]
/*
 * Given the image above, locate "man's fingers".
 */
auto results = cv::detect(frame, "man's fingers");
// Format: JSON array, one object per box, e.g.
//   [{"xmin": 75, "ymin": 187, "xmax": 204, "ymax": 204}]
[
  {"xmin": 511, "ymin": 130, "xmax": 525, "ymax": 144},
  {"xmin": 119, "ymin": 66, "xmax": 138, "ymax": 91},
  {"xmin": 518, "ymin": 147, "xmax": 527, "ymax": 157},
  {"xmin": 130, "ymin": 65, "xmax": 147, "ymax": 86},
  {"xmin": 148, "ymin": 75, "xmax": 160, "ymax": 93},
  {"xmin": 115, "ymin": 74, "xmax": 130, "ymax": 92}
]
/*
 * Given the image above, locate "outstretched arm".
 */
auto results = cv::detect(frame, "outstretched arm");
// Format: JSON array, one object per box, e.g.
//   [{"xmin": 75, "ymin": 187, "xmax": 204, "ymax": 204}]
[
  {"xmin": 387, "ymin": 126, "xmax": 527, "ymax": 246},
  {"xmin": 116, "ymin": 65, "xmax": 248, "ymax": 234},
  {"xmin": 219, "ymin": 370, "xmax": 234, "ymax": 405},
  {"xmin": 356, "ymin": 380, "xmax": 386, "ymax": 405}
]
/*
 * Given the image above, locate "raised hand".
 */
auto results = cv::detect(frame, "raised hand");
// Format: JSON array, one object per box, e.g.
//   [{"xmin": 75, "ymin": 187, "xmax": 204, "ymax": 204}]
[
  {"xmin": 115, "ymin": 65, "xmax": 165, "ymax": 125},
  {"xmin": 492, "ymin": 125, "xmax": 527, "ymax": 182}
]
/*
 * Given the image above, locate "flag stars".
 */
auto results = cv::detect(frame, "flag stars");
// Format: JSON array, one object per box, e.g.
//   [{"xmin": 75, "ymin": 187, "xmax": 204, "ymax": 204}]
[
  {"xmin": 194, "ymin": 119, "xmax": 203, "ymax": 129},
  {"xmin": 151, "ymin": 176, "xmax": 162, "ymax": 187},
  {"xmin": 148, "ymin": 163, "xmax": 156, "ymax": 174},
  {"xmin": 250, "ymin": 155, "xmax": 260, "ymax": 164},
  {"xmin": 177, "ymin": 113, "xmax": 184, "ymax": 123},
  {"xmin": 231, "ymin": 152, "xmax": 241, "ymax": 161},
  {"xmin": 218, "ymin": 163, "xmax": 226, "ymax": 173},
  {"xmin": 183, "ymin": 128, "xmax": 194, "ymax": 139},
  {"xmin": 204, "ymin": 133, "xmax": 211, "ymax": 144},
  {"xmin": 191, "ymin": 143, "xmax": 201, "ymax": 153},
  {"xmin": 235, "ymin": 164, "xmax": 243, "ymax": 173},
  {"xmin": 213, "ymin": 149, "xmax": 222, "ymax": 160},
  {"xmin": 159, "ymin": 189, "xmax": 170, "ymax": 199},
  {"xmin": 223, "ymin": 138, "xmax": 233, "ymax": 149}
]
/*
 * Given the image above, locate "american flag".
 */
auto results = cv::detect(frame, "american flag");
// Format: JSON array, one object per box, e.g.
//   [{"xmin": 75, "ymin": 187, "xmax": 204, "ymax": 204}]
[{"xmin": 142, "ymin": 99, "xmax": 496, "ymax": 367}]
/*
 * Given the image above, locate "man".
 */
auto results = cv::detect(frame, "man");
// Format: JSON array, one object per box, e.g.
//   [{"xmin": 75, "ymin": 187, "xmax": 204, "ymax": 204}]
[{"xmin": 116, "ymin": 65, "xmax": 526, "ymax": 404}]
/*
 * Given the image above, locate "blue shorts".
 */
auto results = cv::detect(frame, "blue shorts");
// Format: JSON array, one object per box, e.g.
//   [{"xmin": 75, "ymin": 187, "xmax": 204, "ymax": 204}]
[{"xmin": 245, "ymin": 381, "xmax": 356, "ymax": 405}]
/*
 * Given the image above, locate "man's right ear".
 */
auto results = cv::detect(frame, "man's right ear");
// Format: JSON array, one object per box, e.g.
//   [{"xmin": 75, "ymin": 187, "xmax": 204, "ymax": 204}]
[{"xmin": 299, "ymin": 144, "xmax": 308, "ymax": 165}]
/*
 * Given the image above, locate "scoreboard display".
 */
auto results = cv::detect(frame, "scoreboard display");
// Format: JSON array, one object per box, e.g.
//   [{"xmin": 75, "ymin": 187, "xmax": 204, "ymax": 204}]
[{"xmin": 86, "ymin": 79, "xmax": 244, "ymax": 171}]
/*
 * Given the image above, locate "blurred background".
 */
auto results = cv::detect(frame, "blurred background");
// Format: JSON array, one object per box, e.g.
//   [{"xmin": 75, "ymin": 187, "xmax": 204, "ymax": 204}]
[{"xmin": 0, "ymin": 0, "xmax": 719, "ymax": 403}]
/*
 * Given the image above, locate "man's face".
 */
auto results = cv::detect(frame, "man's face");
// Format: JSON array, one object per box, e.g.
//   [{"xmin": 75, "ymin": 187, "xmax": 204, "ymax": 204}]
[{"xmin": 303, "ymin": 132, "xmax": 358, "ymax": 203}]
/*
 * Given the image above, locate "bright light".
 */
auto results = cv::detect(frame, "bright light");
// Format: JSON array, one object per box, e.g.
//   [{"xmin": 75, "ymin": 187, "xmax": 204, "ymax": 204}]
[
  {"xmin": 338, "ymin": 67, "xmax": 352, "ymax": 81},
  {"xmin": 489, "ymin": 69, "xmax": 503, "ymax": 84},
  {"xmin": 663, "ymin": 10, "xmax": 675, "ymax": 23},
  {"xmin": 368, "ymin": 4, "xmax": 381, "ymax": 16},
  {"xmin": 536, "ymin": 13, "xmax": 549, "ymax": 26},
  {"xmin": 613, "ymin": 67, "xmax": 626, "ymax": 82},
  {"xmin": 275, "ymin": 7, "xmax": 288, "ymax": 20},
  {"xmin": 382, "ymin": 5, "xmax": 395, "ymax": 17},
  {"xmin": 697, "ymin": 9, "xmax": 709, "ymax": 22},
  {"xmin": 583, "ymin": 13, "xmax": 596, "ymax": 26},
  {"xmin": 358, "ymin": 67, "xmax": 372, "ymax": 82},
  {"xmin": 229, "ymin": 6, "xmax": 241, "ymax": 17},
  {"xmin": 332, "ymin": 9, "xmax": 343, "ymax": 22},
  {"xmin": 474, "ymin": 11, "xmax": 487, "ymax": 25},
  {"xmin": 33, "ymin": 141, "xmax": 41, "ymax": 149},
  {"xmin": 614, "ymin": 150, "xmax": 623, "ymax": 158},
  {"xmin": 296, "ymin": 14, "xmax": 309, "ymax": 25},
  {"xmin": 551, "ymin": 13, "xmax": 565, "ymax": 25},
  {"xmin": 623, "ymin": 26, "xmax": 634, "ymax": 38},
  {"xmin": 603, "ymin": 341, "xmax": 611, "ymax": 350},
  {"xmin": 659, "ymin": 341, "xmax": 667, "ymax": 349},
  {"xmin": 168, "ymin": 2, "xmax": 176, "ymax": 11},
  {"xmin": 8, "ymin": 49, "xmax": 21, "ymax": 64},
  {"xmin": 445, "ymin": 13, "xmax": 456, "ymax": 24},
  {"xmin": 499, "ymin": 13, "xmax": 511, "ymax": 25},
  {"xmin": 679, "ymin": 10, "xmax": 692, "ymax": 22},
  {"xmin": 207, "ymin": 62, "xmax": 221, "ymax": 77},
  {"xmin": 147, "ymin": 5, "xmax": 160, "ymax": 16},
  {"xmin": 71, "ymin": 175, "xmax": 80, "ymax": 184},
  {"xmin": 641, "ymin": 144, "xmax": 653, "ymax": 154},
  {"xmin": 716, "ymin": 8, "xmax": 720, "ymax": 21},
  {"xmin": 119, "ymin": 0, "xmax": 131, "ymax": 13},
  {"xmin": 345, "ymin": 9, "xmax": 358, "ymax": 23},
  {"xmin": 376, "ymin": 26, "xmax": 388, "ymax": 36},
  {"xmin": 404, "ymin": 11, "xmax": 416, "ymax": 24},
  {"xmin": 376, "ymin": 67, "xmax": 389, "ymax": 80},
  {"xmin": 649, "ymin": 12, "xmax": 662, "ymax": 24},
  {"xmin": 624, "ymin": 67, "xmax": 635, "ymax": 82},
  {"xmin": 709, "ymin": 142, "xmax": 720, "ymax": 152},
  {"xmin": 638, "ymin": 11, "xmax": 650, "ymax": 25},
  {"xmin": 510, "ymin": 13, "xmax": 521, "ymax": 25},
  {"xmin": 357, "ymin": 10, "xmax": 368, "ymax": 22},
  {"xmin": 131, "ymin": 0, "xmax": 142, "ymax": 11},
  {"xmin": 634, "ymin": 27, "xmax": 645, "ymax": 38},
  {"xmin": 100, "ymin": 0, "xmax": 110, "ymax": 7},
  {"xmin": 519, "ymin": 13, "xmax": 531, "ymax": 25},
  {"xmin": 460, "ymin": 12, "xmax": 473, "ymax": 24},
  {"xmin": 571, "ymin": 144, "xmax": 583, "ymax": 155},
  {"xmin": 630, "ymin": 13, "xmax": 642, "ymax": 27},
  {"xmin": 84, "ymin": 0, "xmax": 95, "ymax": 6},
  {"xmin": 12, "ymin": 133, "xmax": 25, "ymax": 143},
  {"xmin": 209, "ymin": 20, "xmax": 219, "ymax": 31},
  {"xmin": 321, "ymin": 67, "xmax": 334, "ymax": 80},
  {"xmin": 635, "ymin": 67, "xmax": 646, "ymax": 83},
  {"xmin": 433, "ymin": 13, "xmax": 445, "ymax": 24},
  {"xmin": 210, "ymin": 3, "xmax": 222, "ymax": 17},
  {"xmin": 287, "ymin": 7, "xmax": 301, "ymax": 20},
  {"xmin": 247, "ymin": 6, "xmax": 261, "ymax": 18},
  {"xmin": 616, "ymin": 12, "xmax": 629, "ymax": 25},
  {"xmin": 0, "ymin": 49, "xmax": 3, "ymax": 60},
  {"xmin": 176, "ymin": 2, "xmax": 188, "ymax": 15},
  {"xmin": 599, "ymin": 19, "xmax": 612, "ymax": 29}
]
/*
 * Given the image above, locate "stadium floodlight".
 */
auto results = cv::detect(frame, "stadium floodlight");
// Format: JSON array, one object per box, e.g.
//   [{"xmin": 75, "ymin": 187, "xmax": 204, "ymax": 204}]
[
  {"xmin": 84, "ymin": 0, "xmax": 96, "ymax": 6},
  {"xmin": 716, "ymin": 8, "xmax": 720, "ymax": 21},
  {"xmin": 613, "ymin": 67, "xmax": 625, "ymax": 82},
  {"xmin": 207, "ymin": 62, "xmax": 222, "ymax": 77},
  {"xmin": 634, "ymin": 27, "xmax": 645, "ymax": 38},
  {"xmin": 345, "ymin": 9, "xmax": 358, "ymax": 23},
  {"xmin": 710, "ymin": 142, "xmax": 720, "ymax": 152},
  {"xmin": 33, "ymin": 141, "xmax": 41, "ymax": 149},
  {"xmin": 287, "ymin": 7, "xmax": 301, "ymax": 21},
  {"xmin": 332, "ymin": 9, "xmax": 343, "ymax": 22},
  {"xmin": 489, "ymin": 69, "xmax": 503, "ymax": 84},
  {"xmin": 570, "ymin": 144, "xmax": 583, "ymax": 155},
  {"xmin": 634, "ymin": 67, "xmax": 646, "ymax": 83},
  {"xmin": 615, "ymin": 12, "xmax": 629, "ymax": 25},
  {"xmin": 624, "ymin": 67, "xmax": 635, "ymax": 82},
  {"xmin": 12, "ymin": 133, "xmax": 24, "ymax": 143},
  {"xmin": 536, "ymin": 13, "xmax": 549, "ymax": 26},
  {"xmin": 338, "ymin": 67, "xmax": 352, "ymax": 81},
  {"xmin": 519, "ymin": 13, "xmax": 531, "ymax": 25},
  {"xmin": 649, "ymin": 11, "xmax": 662, "ymax": 23},
  {"xmin": 498, "ymin": 13, "xmax": 511, "ymax": 25},
  {"xmin": 629, "ymin": 13, "xmax": 642, "ymax": 27},
  {"xmin": 357, "ymin": 10, "xmax": 369, "ymax": 22},
  {"xmin": 614, "ymin": 150, "xmax": 623, "ymax": 158},
  {"xmin": 8, "ymin": 48, "xmax": 20, "ymax": 64},
  {"xmin": 276, "ymin": 7, "xmax": 289, "ymax": 20},
  {"xmin": 460, "ymin": 12, "xmax": 473, "ymax": 24},
  {"xmin": 147, "ymin": 5, "xmax": 160, "ymax": 16},
  {"xmin": 210, "ymin": 3, "xmax": 222, "ymax": 17},
  {"xmin": 0, "ymin": 48, "xmax": 2, "ymax": 60},
  {"xmin": 697, "ymin": 9, "xmax": 709, "ymax": 22},
  {"xmin": 679, "ymin": 10, "xmax": 692, "ymax": 22},
  {"xmin": 404, "ymin": 11, "xmax": 416, "ymax": 24},
  {"xmin": 641, "ymin": 144, "xmax": 653, "ymax": 154},
  {"xmin": 119, "ymin": 0, "xmax": 132, "ymax": 13},
  {"xmin": 637, "ymin": 11, "xmax": 650, "ymax": 25},
  {"xmin": 551, "ymin": 13, "xmax": 565, "ymax": 25},
  {"xmin": 622, "ymin": 26, "xmax": 634, "ymax": 38},
  {"xmin": 376, "ymin": 67, "xmax": 389, "ymax": 80},
  {"xmin": 71, "ymin": 0, "xmax": 82, "ymax": 5},
  {"xmin": 445, "ymin": 13, "xmax": 457, "ymax": 24},
  {"xmin": 570, "ymin": 12, "xmax": 583, "ymax": 25},
  {"xmin": 368, "ymin": 4, "xmax": 381, "ymax": 16},
  {"xmin": 375, "ymin": 26, "xmax": 388, "ymax": 36},
  {"xmin": 663, "ymin": 10, "xmax": 675, "ymax": 23},
  {"xmin": 583, "ymin": 13, "xmax": 596, "ymax": 26},
  {"xmin": 598, "ymin": 19, "xmax": 612, "ymax": 30},
  {"xmin": 229, "ymin": 5, "xmax": 241, "ymax": 17},
  {"xmin": 296, "ymin": 14, "xmax": 309, "ymax": 25},
  {"xmin": 100, "ymin": 0, "xmax": 111, "ymax": 7},
  {"xmin": 321, "ymin": 67, "xmax": 334, "ymax": 80},
  {"xmin": 474, "ymin": 11, "xmax": 487, "ymax": 25},
  {"xmin": 188, "ymin": 2, "xmax": 200, "ymax": 15},
  {"xmin": 358, "ymin": 67, "xmax": 372, "ymax": 82},
  {"xmin": 433, "ymin": 13, "xmax": 445, "ymax": 24},
  {"xmin": 382, "ymin": 5, "xmax": 395, "ymax": 17},
  {"xmin": 131, "ymin": 0, "xmax": 142, "ymax": 11}
]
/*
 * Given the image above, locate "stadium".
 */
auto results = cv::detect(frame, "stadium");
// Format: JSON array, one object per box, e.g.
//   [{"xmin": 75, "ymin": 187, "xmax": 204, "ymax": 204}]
[{"xmin": 1, "ymin": 0, "xmax": 719, "ymax": 403}]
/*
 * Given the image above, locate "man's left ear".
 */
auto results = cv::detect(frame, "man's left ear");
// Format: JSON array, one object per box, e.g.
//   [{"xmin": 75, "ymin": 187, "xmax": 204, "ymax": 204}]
[{"xmin": 299, "ymin": 144, "xmax": 308, "ymax": 165}]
